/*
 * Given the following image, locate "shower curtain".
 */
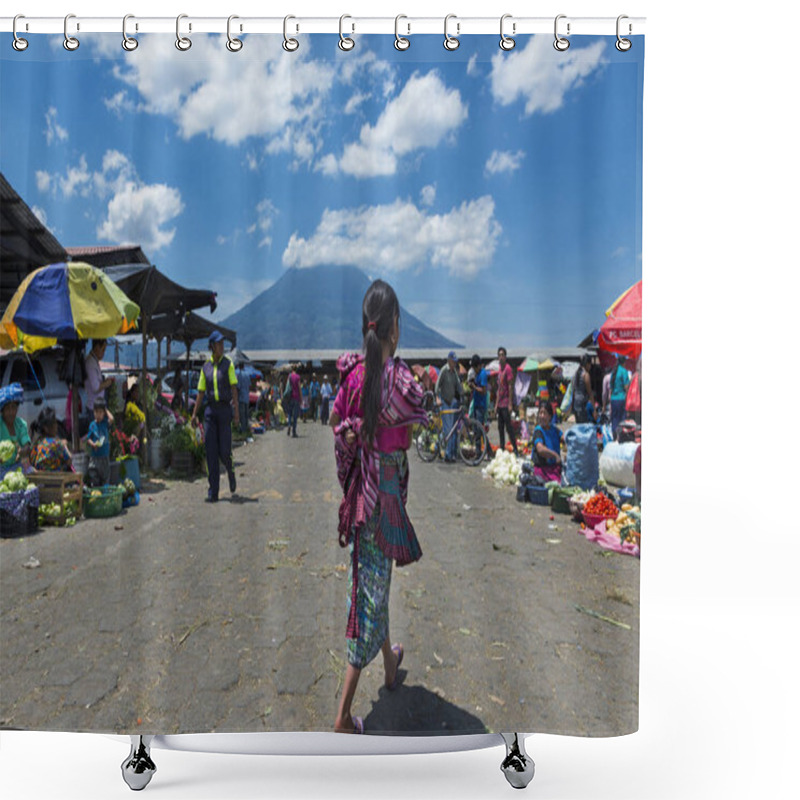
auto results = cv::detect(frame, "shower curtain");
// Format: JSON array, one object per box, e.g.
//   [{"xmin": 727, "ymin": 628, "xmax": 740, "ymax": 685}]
[{"xmin": 0, "ymin": 25, "xmax": 643, "ymax": 740}]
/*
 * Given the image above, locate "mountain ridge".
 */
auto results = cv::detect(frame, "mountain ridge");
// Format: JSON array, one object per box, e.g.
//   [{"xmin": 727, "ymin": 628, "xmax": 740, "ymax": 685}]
[{"xmin": 222, "ymin": 265, "xmax": 462, "ymax": 351}]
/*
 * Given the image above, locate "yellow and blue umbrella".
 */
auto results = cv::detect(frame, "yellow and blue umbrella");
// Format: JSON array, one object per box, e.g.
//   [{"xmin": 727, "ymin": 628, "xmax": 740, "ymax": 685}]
[{"xmin": 0, "ymin": 262, "xmax": 140, "ymax": 352}]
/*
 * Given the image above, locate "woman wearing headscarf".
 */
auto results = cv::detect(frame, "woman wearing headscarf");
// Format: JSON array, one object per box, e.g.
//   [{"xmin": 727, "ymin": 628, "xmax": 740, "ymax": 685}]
[{"xmin": 0, "ymin": 383, "xmax": 31, "ymax": 469}]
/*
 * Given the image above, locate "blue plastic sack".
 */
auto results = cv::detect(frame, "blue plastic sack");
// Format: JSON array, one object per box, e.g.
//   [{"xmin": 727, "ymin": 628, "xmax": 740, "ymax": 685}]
[{"xmin": 564, "ymin": 423, "xmax": 599, "ymax": 489}]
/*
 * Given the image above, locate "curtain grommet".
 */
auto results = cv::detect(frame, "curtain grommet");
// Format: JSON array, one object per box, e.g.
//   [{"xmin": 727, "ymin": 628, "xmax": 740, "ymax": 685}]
[
  {"xmin": 63, "ymin": 13, "xmax": 80, "ymax": 51},
  {"xmin": 444, "ymin": 14, "xmax": 460, "ymax": 51},
  {"xmin": 122, "ymin": 14, "xmax": 138, "ymax": 51},
  {"xmin": 226, "ymin": 15, "xmax": 243, "ymax": 52},
  {"xmin": 394, "ymin": 15, "xmax": 410, "ymax": 51},
  {"xmin": 553, "ymin": 14, "xmax": 570, "ymax": 51},
  {"xmin": 499, "ymin": 14, "xmax": 516, "ymax": 51},
  {"xmin": 338, "ymin": 15, "xmax": 355, "ymax": 51},
  {"xmin": 615, "ymin": 15, "xmax": 632, "ymax": 51},
  {"xmin": 283, "ymin": 15, "xmax": 299, "ymax": 52},
  {"xmin": 175, "ymin": 14, "xmax": 192, "ymax": 51},
  {"xmin": 12, "ymin": 15, "xmax": 29, "ymax": 51}
]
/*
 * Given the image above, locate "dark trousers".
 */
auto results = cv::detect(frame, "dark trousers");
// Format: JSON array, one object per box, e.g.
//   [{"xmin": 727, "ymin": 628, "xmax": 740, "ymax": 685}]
[
  {"xmin": 287, "ymin": 398, "xmax": 299, "ymax": 435},
  {"xmin": 320, "ymin": 396, "xmax": 330, "ymax": 425},
  {"xmin": 204, "ymin": 403, "xmax": 234, "ymax": 498},
  {"xmin": 497, "ymin": 406, "xmax": 518, "ymax": 455}
]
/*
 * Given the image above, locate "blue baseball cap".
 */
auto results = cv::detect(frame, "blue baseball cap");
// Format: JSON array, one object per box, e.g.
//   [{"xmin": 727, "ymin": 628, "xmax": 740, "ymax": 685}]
[
  {"xmin": 447, "ymin": 351, "xmax": 458, "ymax": 361},
  {"xmin": 208, "ymin": 330, "xmax": 224, "ymax": 345}
]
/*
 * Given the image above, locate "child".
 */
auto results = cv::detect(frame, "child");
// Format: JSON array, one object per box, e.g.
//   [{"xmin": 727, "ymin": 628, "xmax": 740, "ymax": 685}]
[
  {"xmin": 83, "ymin": 399, "xmax": 111, "ymax": 485},
  {"xmin": 30, "ymin": 407, "xmax": 73, "ymax": 471}
]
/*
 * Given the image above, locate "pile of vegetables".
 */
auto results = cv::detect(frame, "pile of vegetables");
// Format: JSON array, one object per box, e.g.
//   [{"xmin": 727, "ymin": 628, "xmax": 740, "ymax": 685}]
[
  {"xmin": 481, "ymin": 450, "xmax": 522, "ymax": 487},
  {"xmin": 582, "ymin": 493, "xmax": 619, "ymax": 518},
  {"xmin": 0, "ymin": 440, "xmax": 17, "ymax": 464},
  {"xmin": 39, "ymin": 499, "xmax": 80, "ymax": 527},
  {"xmin": 0, "ymin": 469, "xmax": 29, "ymax": 494},
  {"xmin": 121, "ymin": 478, "xmax": 137, "ymax": 500},
  {"xmin": 606, "ymin": 504, "xmax": 641, "ymax": 544}
]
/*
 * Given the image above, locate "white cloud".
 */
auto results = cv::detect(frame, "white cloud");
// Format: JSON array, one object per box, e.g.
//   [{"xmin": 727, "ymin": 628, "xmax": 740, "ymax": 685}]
[
  {"xmin": 60, "ymin": 156, "xmax": 92, "ymax": 198},
  {"xmin": 420, "ymin": 184, "xmax": 436, "ymax": 207},
  {"xmin": 485, "ymin": 149, "xmax": 526, "ymax": 176},
  {"xmin": 106, "ymin": 34, "xmax": 335, "ymax": 164},
  {"xmin": 97, "ymin": 182, "xmax": 184, "ymax": 252},
  {"xmin": 103, "ymin": 90, "xmax": 136, "ymax": 117},
  {"xmin": 31, "ymin": 205, "xmax": 48, "ymax": 226},
  {"xmin": 283, "ymin": 195, "xmax": 501, "ymax": 279},
  {"xmin": 344, "ymin": 92, "xmax": 369, "ymax": 114},
  {"xmin": 39, "ymin": 148, "xmax": 183, "ymax": 253},
  {"xmin": 611, "ymin": 245, "xmax": 628, "ymax": 258},
  {"xmin": 466, "ymin": 54, "xmax": 479, "ymax": 76},
  {"xmin": 35, "ymin": 170, "xmax": 51, "ymax": 193},
  {"xmin": 489, "ymin": 35, "xmax": 605, "ymax": 116},
  {"xmin": 332, "ymin": 71, "xmax": 468, "ymax": 178},
  {"xmin": 44, "ymin": 107, "xmax": 68, "ymax": 145},
  {"xmin": 314, "ymin": 154, "xmax": 340, "ymax": 176},
  {"xmin": 247, "ymin": 199, "xmax": 279, "ymax": 248}
]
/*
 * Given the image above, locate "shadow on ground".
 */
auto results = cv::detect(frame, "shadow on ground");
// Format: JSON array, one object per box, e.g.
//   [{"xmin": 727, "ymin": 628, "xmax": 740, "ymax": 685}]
[{"xmin": 363, "ymin": 684, "xmax": 487, "ymax": 735}]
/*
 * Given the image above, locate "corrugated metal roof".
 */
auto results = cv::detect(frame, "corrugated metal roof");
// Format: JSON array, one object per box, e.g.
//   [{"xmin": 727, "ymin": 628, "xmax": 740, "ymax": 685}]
[{"xmin": 1, "ymin": 172, "xmax": 68, "ymax": 311}]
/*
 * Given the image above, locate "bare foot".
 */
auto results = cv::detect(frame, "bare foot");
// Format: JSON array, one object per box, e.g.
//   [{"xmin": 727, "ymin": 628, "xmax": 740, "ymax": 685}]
[{"xmin": 384, "ymin": 643, "xmax": 403, "ymax": 689}]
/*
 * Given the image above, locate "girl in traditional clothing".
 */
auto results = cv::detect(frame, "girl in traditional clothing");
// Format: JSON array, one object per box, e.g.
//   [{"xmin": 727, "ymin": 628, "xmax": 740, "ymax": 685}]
[
  {"xmin": 29, "ymin": 406, "xmax": 73, "ymax": 472},
  {"xmin": 329, "ymin": 280, "xmax": 428, "ymax": 734}
]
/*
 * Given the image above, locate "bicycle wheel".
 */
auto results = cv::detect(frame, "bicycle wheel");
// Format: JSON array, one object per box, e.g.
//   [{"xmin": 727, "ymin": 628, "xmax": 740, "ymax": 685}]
[
  {"xmin": 458, "ymin": 417, "xmax": 489, "ymax": 466},
  {"xmin": 415, "ymin": 421, "xmax": 440, "ymax": 462}
]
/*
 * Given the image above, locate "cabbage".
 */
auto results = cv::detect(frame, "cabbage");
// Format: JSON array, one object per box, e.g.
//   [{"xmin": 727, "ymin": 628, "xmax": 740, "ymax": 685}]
[
  {"xmin": 481, "ymin": 450, "xmax": 523, "ymax": 487},
  {"xmin": 1, "ymin": 469, "xmax": 28, "ymax": 492},
  {"xmin": 0, "ymin": 440, "xmax": 16, "ymax": 463}
]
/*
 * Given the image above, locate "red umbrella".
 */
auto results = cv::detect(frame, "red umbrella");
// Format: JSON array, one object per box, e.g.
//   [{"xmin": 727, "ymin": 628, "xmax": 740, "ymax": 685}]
[{"xmin": 598, "ymin": 280, "xmax": 641, "ymax": 359}]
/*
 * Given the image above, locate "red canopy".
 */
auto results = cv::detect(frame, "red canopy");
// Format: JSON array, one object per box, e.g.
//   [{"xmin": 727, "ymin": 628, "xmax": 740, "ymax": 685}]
[{"xmin": 598, "ymin": 280, "xmax": 641, "ymax": 359}]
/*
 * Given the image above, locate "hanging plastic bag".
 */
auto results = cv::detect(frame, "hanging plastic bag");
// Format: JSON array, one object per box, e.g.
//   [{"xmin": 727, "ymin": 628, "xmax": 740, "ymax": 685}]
[{"xmin": 564, "ymin": 423, "xmax": 599, "ymax": 489}]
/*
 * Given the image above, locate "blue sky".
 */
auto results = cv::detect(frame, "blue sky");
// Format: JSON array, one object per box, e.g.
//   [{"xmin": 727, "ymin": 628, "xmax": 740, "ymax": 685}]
[{"xmin": 1, "ymin": 33, "xmax": 643, "ymax": 349}]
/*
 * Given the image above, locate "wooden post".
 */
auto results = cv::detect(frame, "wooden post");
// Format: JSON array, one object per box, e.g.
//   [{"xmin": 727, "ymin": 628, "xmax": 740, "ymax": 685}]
[{"xmin": 140, "ymin": 315, "xmax": 148, "ymax": 465}]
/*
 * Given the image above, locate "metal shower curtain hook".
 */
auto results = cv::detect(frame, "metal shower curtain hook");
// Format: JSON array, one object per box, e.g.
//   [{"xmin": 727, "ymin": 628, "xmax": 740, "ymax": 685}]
[
  {"xmin": 338, "ymin": 15, "xmax": 355, "ymax": 51},
  {"xmin": 63, "ymin": 13, "xmax": 79, "ymax": 51},
  {"xmin": 283, "ymin": 15, "xmax": 299, "ymax": 52},
  {"xmin": 499, "ymin": 14, "xmax": 516, "ymax": 51},
  {"xmin": 227, "ymin": 15, "xmax": 243, "ymax": 52},
  {"xmin": 394, "ymin": 15, "xmax": 410, "ymax": 51},
  {"xmin": 122, "ymin": 14, "xmax": 138, "ymax": 52},
  {"xmin": 12, "ymin": 14, "xmax": 28, "ymax": 51},
  {"xmin": 616, "ymin": 15, "xmax": 633, "ymax": 51},
  {"xmin": 175, "ymin": 14, "xmax": 192, "ymax": 51},
  {"xmin": 444, "ymin": 14, "xmax": 460, "ymax": 51},
  {"xmin": 553, "ymin": 14, "xmax": 570, "ymax": 51}
]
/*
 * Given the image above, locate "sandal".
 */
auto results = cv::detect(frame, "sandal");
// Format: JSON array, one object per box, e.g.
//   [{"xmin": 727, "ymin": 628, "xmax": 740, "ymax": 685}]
[{"xmin": 386, "ymin": 643, "xmax": 404, "ymax": 691}]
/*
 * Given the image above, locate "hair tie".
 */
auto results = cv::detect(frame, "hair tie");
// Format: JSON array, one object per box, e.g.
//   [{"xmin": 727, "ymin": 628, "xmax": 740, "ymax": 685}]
[{"xmin": 367, "ymin": 321, "xmax": 377, "ymax": 331}]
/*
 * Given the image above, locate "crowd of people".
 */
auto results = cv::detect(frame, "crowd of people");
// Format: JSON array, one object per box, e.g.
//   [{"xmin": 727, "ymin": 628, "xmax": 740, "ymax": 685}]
[{"xmin": 2, "ymin": 278, "xmax": 641, "ymax": 738}]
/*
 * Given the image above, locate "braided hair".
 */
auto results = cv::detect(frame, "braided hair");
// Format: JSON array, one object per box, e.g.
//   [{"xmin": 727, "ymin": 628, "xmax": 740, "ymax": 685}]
[{"xmin": 361, "ymin": 280, "xmax": 400, "ymax": 448}]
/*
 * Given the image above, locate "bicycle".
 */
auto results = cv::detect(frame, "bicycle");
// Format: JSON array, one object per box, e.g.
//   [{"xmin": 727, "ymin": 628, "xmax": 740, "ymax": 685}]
[{"xmin": 413, "ymin": 392, "xmax": 490, "ymax": 466}]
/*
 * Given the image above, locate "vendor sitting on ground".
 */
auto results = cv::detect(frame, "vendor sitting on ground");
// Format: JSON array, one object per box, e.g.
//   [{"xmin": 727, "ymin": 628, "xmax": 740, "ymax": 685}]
[
  {"xmin": 0, "ymin": 383, "xmax": 31, "ymax": 469},
  {"xmin": 530, "ymin": 402, "xmax": 564, "ymax": 485},
  {"xmin": 30, "ymin": 406, "xmax": 73, "ymax": 471}
]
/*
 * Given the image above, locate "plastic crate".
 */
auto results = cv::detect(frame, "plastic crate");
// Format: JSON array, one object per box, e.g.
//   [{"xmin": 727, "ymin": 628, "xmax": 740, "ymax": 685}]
[
  {"xmin": 27, "ymin": 472, "xmax": 83, "ymax": 526},
  {"xmin": 84, "ymin": 485, "xmax": 125, "ymax": 518},
  {"xmin": 526, "ymin": 486, "xmax": 550, "ymax": 505}
]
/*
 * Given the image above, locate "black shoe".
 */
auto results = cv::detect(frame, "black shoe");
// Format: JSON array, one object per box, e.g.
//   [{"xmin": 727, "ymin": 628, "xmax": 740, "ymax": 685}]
[
  {"xmin": 205, "ymin": 494, "xmax": 219, "ymax": 503},
  {"xmin": 229, "ymin": 471, "xmax": 237, "ymax": 494},
  {"xmin": 287, "ymin": 428, "xmax": 291, "ymax": 436},
  {"xmin": 292, "ymin": 432, "xmax": 299, "ymax": 438}
]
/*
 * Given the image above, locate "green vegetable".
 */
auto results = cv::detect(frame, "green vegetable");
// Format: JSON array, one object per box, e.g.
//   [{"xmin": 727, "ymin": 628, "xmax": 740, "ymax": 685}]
[
  {"xmin": 0, "ymin": 440, "xmax": 16, "ymax": 462},
  {"xmin": 1, "ymin": 469, "xmax": 28, "ymax": 492}
]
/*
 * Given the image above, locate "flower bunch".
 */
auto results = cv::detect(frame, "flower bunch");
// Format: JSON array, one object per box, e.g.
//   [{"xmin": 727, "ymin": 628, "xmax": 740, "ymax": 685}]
[{"xmin": 111, "ymin": 428, "xmax": 140, "ymax": 459}]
